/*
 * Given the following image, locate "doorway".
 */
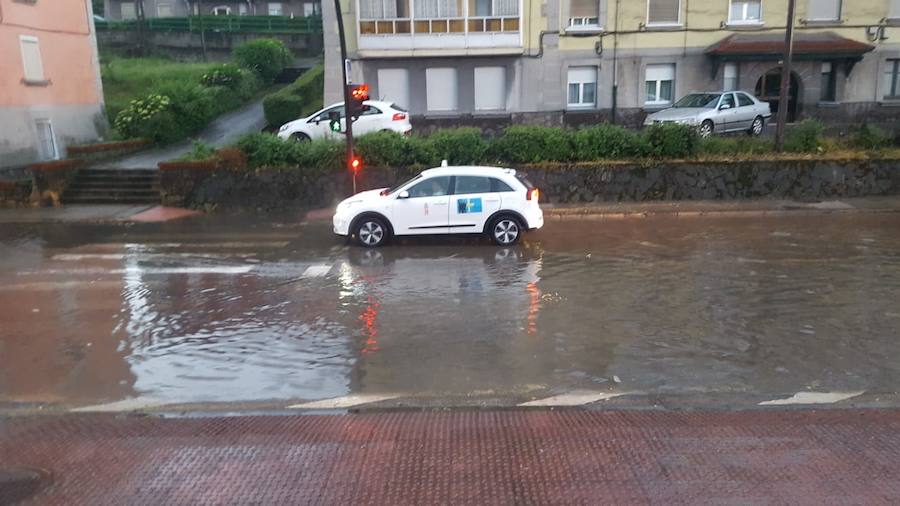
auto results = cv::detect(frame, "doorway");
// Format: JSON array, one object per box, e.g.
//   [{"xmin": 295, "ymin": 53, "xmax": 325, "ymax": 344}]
[
  {"xmin": 755, "ymin": 68, "xmax": 799, "ymax": 123},
  {"xmin": 34, "ymin": 119, "xmax": 58, "ymax": 161}
]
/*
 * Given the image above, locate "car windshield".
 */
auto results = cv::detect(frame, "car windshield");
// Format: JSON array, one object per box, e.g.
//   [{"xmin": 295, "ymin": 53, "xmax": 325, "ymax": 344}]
[
  {"xmin": 673, "ymin": 93, "xmax": 722, "ymax": 108},
  {"xmin": 386, "ymin": 174, "xmax": 422, "ymax": 195}
]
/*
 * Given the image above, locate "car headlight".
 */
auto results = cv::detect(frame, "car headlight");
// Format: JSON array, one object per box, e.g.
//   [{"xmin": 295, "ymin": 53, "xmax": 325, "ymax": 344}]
[
  {"xmin": 279, "ymin": 124, "xmax": 290, "ymax": 132},
  {"xmin": 338, "ymin": 199, "xmax": 362, "ymax": 211}
]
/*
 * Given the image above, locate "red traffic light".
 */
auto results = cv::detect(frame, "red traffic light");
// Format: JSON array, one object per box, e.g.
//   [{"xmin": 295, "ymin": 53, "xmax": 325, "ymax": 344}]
[
  {"xmin": 350, "ymin": 156, "xmax": 362, "ymax": 172},
  {"xmin": 350, "ymin": 84, "xmax": 370, "ymax": 101}
]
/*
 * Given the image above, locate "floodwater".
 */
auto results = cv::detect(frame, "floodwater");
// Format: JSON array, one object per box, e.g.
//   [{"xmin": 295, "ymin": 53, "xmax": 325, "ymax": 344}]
[{"xmin": 1, "ymin": 213, "xmax": 900, "ymax": 408}]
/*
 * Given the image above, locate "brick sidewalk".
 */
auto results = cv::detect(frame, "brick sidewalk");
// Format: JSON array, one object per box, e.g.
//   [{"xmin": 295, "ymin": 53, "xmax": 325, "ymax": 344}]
[{"xmin": 3, "ymin": 409, "xmax": 900, "ymax": 504}]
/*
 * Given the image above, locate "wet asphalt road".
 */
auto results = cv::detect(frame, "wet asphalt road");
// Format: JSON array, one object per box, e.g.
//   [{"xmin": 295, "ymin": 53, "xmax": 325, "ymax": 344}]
[{"xmin": 1, "ymin": 212, "xmax": 900, "ymax": 412}]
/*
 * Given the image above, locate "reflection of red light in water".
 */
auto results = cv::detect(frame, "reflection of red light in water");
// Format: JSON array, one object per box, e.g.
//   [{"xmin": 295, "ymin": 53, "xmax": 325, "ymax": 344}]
[
  {"xmin": 360, "ymin": 295, "xmax": 380, "ymax": 353},
  {"xmin": 526, "ymin": 282, "xmax": 540, "ymax": 335}
]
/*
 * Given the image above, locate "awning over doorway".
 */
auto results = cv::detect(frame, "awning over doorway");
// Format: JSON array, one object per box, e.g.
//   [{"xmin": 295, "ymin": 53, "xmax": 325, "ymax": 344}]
[{"xmin": 705, "ymin": 32, "xmax": 874, "ymax": 79}]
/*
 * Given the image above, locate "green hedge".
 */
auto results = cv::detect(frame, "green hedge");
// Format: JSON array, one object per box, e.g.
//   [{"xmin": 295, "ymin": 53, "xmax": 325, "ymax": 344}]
[
  {"xmin": 263, "ymin": 63, "xmax": 325, "ymax": 127},
  {"xmin": 233, "ymin": 39, "xmax": 293, "ymax": 83}
]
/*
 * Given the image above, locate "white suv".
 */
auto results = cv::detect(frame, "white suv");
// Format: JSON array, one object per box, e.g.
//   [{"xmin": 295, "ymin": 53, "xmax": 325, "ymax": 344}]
[
  {"xmin": 333, "ymin": 166, "xmax": 544, "ymax": 247},
  {"xmin": 277, "ymin": 100, "xmax": 412, "ymax": 141}
]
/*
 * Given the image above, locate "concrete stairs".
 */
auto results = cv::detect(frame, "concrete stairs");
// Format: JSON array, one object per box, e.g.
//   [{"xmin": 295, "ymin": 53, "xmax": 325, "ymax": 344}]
[{"xmin": 63, "ymin": 168, "xmax": 160, "ymax": 205}]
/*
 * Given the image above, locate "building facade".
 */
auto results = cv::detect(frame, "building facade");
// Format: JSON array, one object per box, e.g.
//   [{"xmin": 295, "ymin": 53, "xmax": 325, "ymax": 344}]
[
  {"xmin": 0, "ymin": 0, "xmax": 107, "ymax": 171},
  {"xmin": 104, "ymin": 0, "xmax": 321, "ymax": 19},
  {"xmin": 324, "ymin": 0, "xmax": 900, "ymax": 127}
]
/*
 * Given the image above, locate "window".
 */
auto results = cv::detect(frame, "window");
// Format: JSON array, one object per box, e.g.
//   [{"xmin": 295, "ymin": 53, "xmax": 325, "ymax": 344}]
[
  {"xmin": 891, "ymin": 0, "xmax": 900, "ymax": 19},
  {"xmin": 474, "ymin": 67, "xmax": 506, "ymax": 111},
  {"xmin": 360, "ymin": 105, "xmax": 382, "ymax": 116},
  {"xmin": 19, "ymin": 36, "xmax": 44, "ymax": 83},
  {"xmin": 645, "ymin": 63, "xmax": 675, "ymax": 105},
  {"xmin": 408, "ymin": 177, "xmax": 451, "ymax": 198},
  {"xmin": 311, "ymin": 106, "xmax": 344, "ymax": 122},
  {"xmin": 567, "ymin": 66, "xmax": 597, "ymax": 108},
  {"xmin": 491, "ymin": 178, "xmax": 515, "ymax": 192},
  {"xmin": 378, "ymin": 69, "xmax": 410, "ymax": 110},
  {"xmin": 737, "ymin": 93, "xmax": 754, "ymax": 107},
  {"xmin": 157, "ymin": 2, "xmax": 172, "ymax": 16},
  {"xmin": 885, "ymin": 60, "xmax": 900, "ymax": 100},
  {"xmin": 212, "ymin": 6, "xmax": 231, "ymax": 15},
  {"xmin": 454, "ymin": 176, "xmax": 492, "ymax": 194},
  {"xmin": 471, "ymin": 0, "xmax": 517, "ymax": 16},
  {"xmin": 820, "ymin": 61, "xmax": 836, "ymax": 102},
  {"xmin": 425, "ymin": 68, "xmax": 458, "ymax": 112},
  {"xmin": 723, "ymin": 62, "xmax": 738, "ymax": 91},
  {"xmin": 35, "ymin": 120, "xmax": 58, "ymax": 161},
  {"xmin": 268, "ymin": 2, "xmax": 283, "ymax": 15},
  {"xmin": 303, "ymin": 2, "xmax": 320, "ymax": 16},
  {"xmin": 647, "ymin": 0, "xmax": 680, "ymax": 25},
  {"xmin": 569, "ymin": 0, "xmax": 600, "ymax": 28},
  {"xmin": 415, "ymin": 0, "xmax": 458, "ymax": 18},
  {"xmin": 720, "ymin": 93, "xmax": 736, "ymax": 109},
  {"xmin": 807, "ymin": 0, "xmax": 840, "ymax": 21},
  {"xmin": 729, "ymin": 0, "xmax": 761, "ymax": 24},
  {"xmin": 239, "ymin": 3, "xmax": 248, "ymax": 14},
  {"xmin": 120, "ymin": 2, "xmax": 136, "ymax": 19}
]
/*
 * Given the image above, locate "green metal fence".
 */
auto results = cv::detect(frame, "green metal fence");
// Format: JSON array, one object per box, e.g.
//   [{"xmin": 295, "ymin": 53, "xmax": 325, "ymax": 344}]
[{"xmin": 95, "ymin": 15, "xmax": 322, "ymax": 34}]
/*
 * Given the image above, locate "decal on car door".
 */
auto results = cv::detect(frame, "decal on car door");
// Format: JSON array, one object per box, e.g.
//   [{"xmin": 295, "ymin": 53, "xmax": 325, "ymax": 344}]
[{"xmin": 457, "ymin": 198, "xmax": 483, "ymax": 214}]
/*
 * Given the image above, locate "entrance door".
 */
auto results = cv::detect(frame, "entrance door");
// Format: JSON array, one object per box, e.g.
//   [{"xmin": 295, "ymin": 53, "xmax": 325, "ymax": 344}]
[
  {"xmin": 755, "ymin": 68, "xmax": 799, "ymax": 122},
  {"xmin": 35, "ymin": 119, "xmax": 58, "ymax": 161}
]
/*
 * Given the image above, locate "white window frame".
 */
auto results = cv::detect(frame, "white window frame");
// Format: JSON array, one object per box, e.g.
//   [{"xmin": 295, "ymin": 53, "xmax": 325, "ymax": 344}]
[
  {"xmin": 268, "ymin": 2, "xmax": 284, "ymax": 15},
  {"xmin": 211, "ymin": 5, "xmax": 232, "ymax": 15},
  {"xmin": 34, "ymin": 119, "xmax": 59, "ymax": 161},
  {"xmin": 645, "ymin": 63, "xmax": 675, "ymax": 106},
  {"xmin": 806, "ymin": 0, "xmax": 841, "ymax": 21},
  {"xmin": 19, "ymin": 35, "xmax": 45, "ymax": 84},
  {"xmin": 723, "ymin": 62, "xmax": 739, "ymax": 91},
  {"xmin": 646, "ymin": 0, "xmax": 682, "ymax": 27},
  {"xmin": 567, "ymin": 0, "xmax": 601, "ymax": 31},
  {"xmin": 157, "ymin": 2, "xmax": 173, "ymax": 16},
  {"xmin": 728, "ymin": 0, "xmax": 763, "ymax": 25},
  {"xmin": 567, "ymin": 66, "xmax": 598, "ymax": 108},
  {"xmin": 120, "ymin": 1, "xmax": 137, "ymax": 19}
]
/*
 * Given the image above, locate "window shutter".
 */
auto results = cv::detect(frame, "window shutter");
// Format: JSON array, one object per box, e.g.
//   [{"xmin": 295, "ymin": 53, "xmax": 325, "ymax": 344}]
[
  {"xmin": 474, "ymin": 67, "xmax": 506, "ymax": 110},
  {"xmin": 807, "ymin": 0, "xmax": 840, "ymax": 20},
  {"xmin": 891, "ymin": 0, "xmax": 900, "ymax": 18},
  {"xmin": 648, "ymin": 0, "xmax": 679, "ymax": 24},
  {"xmin": 646, "ymin": 63, "xmax": 675, "ymax": 82},
  {"xmin": 570, "ymin": 0, "xmax": 597, "ymax": 18},
  {"xmin": 19, "ymin": 37, "xmax": 44, "ymax": 82},
  {"xmin": 426, "ymin": 68, "xmax": 458, "ymax": 111},
  {"xmin": 377, "ymin": 69, "xmax": 410, "ymax": 109}
]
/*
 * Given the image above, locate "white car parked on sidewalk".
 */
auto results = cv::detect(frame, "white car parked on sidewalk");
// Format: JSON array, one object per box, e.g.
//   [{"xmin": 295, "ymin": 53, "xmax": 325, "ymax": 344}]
[
  {"xmin": 276, "ymin": 100, "xmax": 412, "ymax": 141},
  {"xmin": 333, "ymin": 166, "xmax": 544, "ymax": 247}
]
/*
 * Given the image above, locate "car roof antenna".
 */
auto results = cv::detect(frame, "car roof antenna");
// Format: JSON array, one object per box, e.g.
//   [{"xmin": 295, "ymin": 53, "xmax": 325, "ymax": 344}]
[{"xmin": 441, "ymin": 160, "xmax": 448, "ymax": 167}]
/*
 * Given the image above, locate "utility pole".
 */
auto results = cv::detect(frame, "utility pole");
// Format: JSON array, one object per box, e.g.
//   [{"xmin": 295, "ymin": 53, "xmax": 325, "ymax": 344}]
[
  {"xmin": 334, "ymin": 0, "xmax": 356, "ymax": 193},
  {"xmin": 774, "ymin": 0, "xmax": 796, "ymax": 152},
  {"xmin": 136, "ymin": 0, "xmax": 147, "ymax": 55}
]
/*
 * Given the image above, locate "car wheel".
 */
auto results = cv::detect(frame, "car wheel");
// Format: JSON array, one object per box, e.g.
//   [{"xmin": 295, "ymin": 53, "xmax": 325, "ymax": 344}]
[
  {"xmin": 699, "ymin": 120, "xmax": 714, "ymax": 138},
  {"xmin": 749, "ymin": 116, "xmax": 764, "ymax": 136},
  {"xmin": 355, "ymin": 217, "xmax": 388, "ymax": 248},
  {"xmin": 489, "ymin": 216, "xmax": 522, "ymax": 246},
  {"xmin": 291, "ymin": 133, "xmax": 311, "ymax": 142}
]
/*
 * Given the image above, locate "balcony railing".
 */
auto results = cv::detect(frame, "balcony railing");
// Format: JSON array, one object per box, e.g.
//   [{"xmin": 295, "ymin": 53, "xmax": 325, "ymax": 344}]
[{"xmin": 359, "ymin": 16, "xmax": 517, "ymax": 35}]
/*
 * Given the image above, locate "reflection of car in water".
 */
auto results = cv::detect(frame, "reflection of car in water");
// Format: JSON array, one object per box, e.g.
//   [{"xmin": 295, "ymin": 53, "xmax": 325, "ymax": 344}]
[
  {"xmin": 333, "ymin": 166, "xmax": 544, "ymax": 248},
  {"xmin": 339, "ymin": 245, "xmax": 545, "ymax": 392}
]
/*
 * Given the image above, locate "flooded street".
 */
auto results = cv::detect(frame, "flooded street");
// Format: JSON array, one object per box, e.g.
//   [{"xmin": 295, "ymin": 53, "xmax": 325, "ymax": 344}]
[{"xmin": 2, "ymin": 213, "xmax": 900, "ymax": 410}]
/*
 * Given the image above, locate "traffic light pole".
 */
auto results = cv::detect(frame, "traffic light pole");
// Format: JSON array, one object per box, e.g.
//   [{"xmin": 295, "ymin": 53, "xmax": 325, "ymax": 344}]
[{"xmin": 333, "ymin": 0, "xmax": 356, "ymax": 193}]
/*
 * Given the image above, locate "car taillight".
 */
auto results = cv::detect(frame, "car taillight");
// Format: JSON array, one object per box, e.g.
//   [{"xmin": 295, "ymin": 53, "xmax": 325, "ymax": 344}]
[
  {"xmin": 527, "ymin": 188, "xmax": 540, "ymax": 201},
  {"xmin": 392, "ymin": 113, "xmax": 407, "ymax": 121}
]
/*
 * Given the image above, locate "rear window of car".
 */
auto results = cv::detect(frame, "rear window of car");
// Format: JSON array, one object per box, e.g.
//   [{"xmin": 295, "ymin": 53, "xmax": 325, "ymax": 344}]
[
  {"xmin": 491, "ymin": 178, "xmax": 515, "ymax": 192},
  {"xmin": 515, "ymin": 173, "xmax": 534, "ymax": 189},
  {"xmin": 738, "ymin": 93, "xmax": 754, "ymax": 107},
  {"xmin": 390, "ymin": 103, "xmax": 407, "ymax": 112}
]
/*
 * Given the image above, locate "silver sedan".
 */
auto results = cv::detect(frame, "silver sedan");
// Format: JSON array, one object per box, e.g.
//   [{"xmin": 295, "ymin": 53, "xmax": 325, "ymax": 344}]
[{"xmin": 643, "ymin": 92, "xmax": 772, "ymax": 138}]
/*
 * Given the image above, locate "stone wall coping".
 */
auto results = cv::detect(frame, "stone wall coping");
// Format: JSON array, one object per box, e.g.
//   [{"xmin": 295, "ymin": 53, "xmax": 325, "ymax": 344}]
[{"xmin": 67, "ymin": 140, "xmax": 152, "ymax": 154}]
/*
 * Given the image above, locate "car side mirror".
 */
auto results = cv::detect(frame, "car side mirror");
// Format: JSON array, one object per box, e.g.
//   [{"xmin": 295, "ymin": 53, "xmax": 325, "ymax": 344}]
[
  {"xmin": 719, "ymin": 104, "xmax": 732, "ymax": 110},
  {"xmin": 397, "ymin": 190, "xmax": 409, "ymax": 199}
]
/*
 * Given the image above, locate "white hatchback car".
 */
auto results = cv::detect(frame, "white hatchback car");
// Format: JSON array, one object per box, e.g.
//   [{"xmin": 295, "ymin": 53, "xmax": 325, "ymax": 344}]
[
  {"xmin": 333, "ymin": 166, "xmax": 544, "ymax": 247},
  {"xmin": 277, "ymin": 100, "xmax": 412, "ymax": 141}
]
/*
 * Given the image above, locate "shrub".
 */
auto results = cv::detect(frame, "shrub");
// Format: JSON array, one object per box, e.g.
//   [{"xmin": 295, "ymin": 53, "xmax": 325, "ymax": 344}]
[
  {"xmin": 783, "ymin": 119, "xmax": 824, "ymax": 153},
  {"xmin": 113, "ymin": 93, "xmax": 171, "ymax": 140},
  {"xmin": 572, "ymin": 124, "xmax": 648, "ymax": 160},
  {"xmin": 490, "ymin": 125, "xmax": 573, "ymax": 163},
  {"xmin": 201, "ymin": 63, "xmax": 244, "ymax": 89},
  {"xmin": 179, "ymin": 140, "xmax": 217, "ymax": 161},
  {"xmin": 850, "ymin": 124, "xmax": 892, "ymax": 150},
  {"xmin": 153, "ymin": 81, "xmax": 217, "ymax": 139},
  {"xmin": 263, "ymin": 64, "xmax": 325, "ymax": 127},
  {"xmin": 427, "ymin": 127, "xmax": 489, "ymax": 165},
  {"xmin": 237, "ymin": 132, "xmax": 300, "ymax": 167},
  {"xmin": 644, "ymin": 123, "xmax": 699, "ymax": 158},
  {"xmin": 356, "ymin": 131, "xmax": 417, "ymax": 167},
  {"xmin": 264, "ymin": 94, "xmax": 308, "ymax": 128},
  {"xmin": 233, "ymin": 39, "xmax": 293, "ymax": 83}
]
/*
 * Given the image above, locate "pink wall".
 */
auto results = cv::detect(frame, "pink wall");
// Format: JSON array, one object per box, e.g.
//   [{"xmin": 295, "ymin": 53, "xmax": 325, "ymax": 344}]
[{"xmin": 0, "ymin": 0, "xmax": 102, "ymax": 107}]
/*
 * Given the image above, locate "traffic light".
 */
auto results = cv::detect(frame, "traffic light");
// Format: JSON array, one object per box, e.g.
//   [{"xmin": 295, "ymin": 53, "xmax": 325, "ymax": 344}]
[
  {"xmin": 346, "ymin": 83, "xmax": 369, "ymax": 119},
  {"xmin": 328, "ymin": 110, "xmax": 341, "ymax": 133},
  {"xmin": 350, "ymin": 155, "xmax": 362, "ymax": 172}
]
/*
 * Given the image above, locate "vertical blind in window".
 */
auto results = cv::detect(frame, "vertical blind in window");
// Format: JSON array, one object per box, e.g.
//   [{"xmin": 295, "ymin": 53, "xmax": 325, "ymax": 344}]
[
  {"xmin": 415, "ymin": 0, "xmax": 458, "ymax": 18},
  {"xmin": 648, "ymin": 0, "xmax": 679, "ymax": 24}
]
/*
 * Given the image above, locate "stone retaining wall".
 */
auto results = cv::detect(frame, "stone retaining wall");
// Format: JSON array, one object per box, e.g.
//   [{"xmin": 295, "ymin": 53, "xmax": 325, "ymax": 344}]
[{"xmin": 160, "ymin": 158, "xmax": 900, "ymax": 212}]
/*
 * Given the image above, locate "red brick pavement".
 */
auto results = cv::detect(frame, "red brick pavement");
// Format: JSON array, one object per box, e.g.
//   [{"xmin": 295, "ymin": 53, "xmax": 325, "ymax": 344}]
[{"xmin": 2, "ymin": 409, "xmax": 900, "ymax": 505}]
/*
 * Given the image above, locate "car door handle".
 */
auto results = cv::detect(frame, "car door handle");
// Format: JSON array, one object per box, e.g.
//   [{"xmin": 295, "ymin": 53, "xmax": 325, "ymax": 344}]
[
  {"xmin": 432, "ymin": 202, "xmax": 447, "ymax": 206},
  {"xmin": 486, "ymin": 199, "xmax": 499, "ymax": 203}
]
